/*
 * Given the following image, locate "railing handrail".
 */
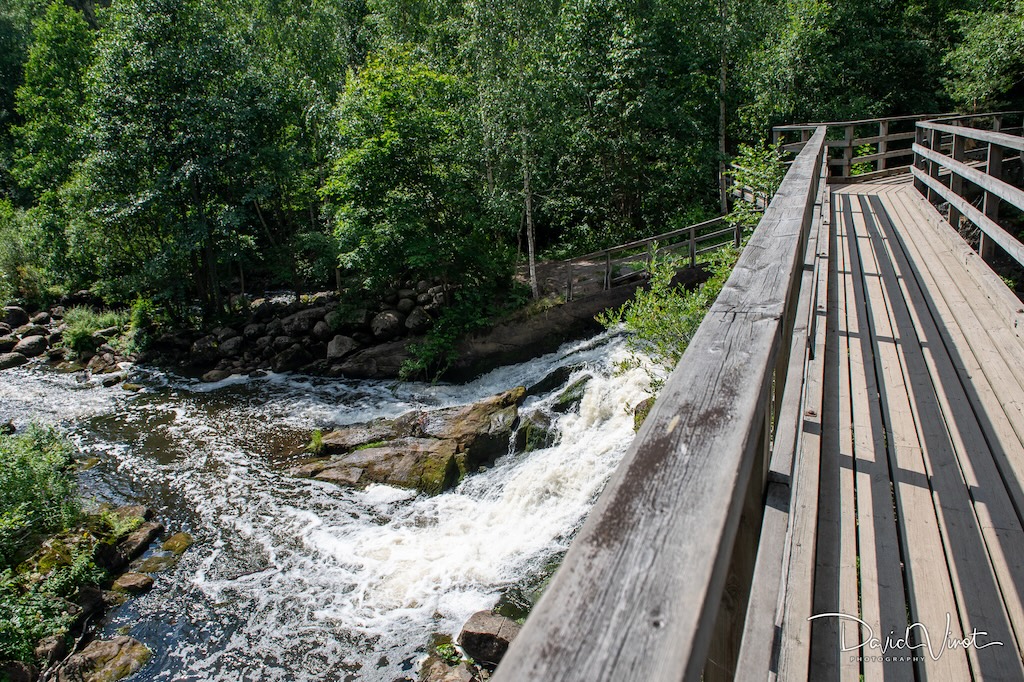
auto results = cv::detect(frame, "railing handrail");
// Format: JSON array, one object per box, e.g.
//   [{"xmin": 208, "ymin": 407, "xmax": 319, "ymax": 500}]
[
  {"xmin": 570, "ymin": 215, "xmax": 726, "ymax": 263},
  {"xmin": 493, "ymin": 126, "xmax": 828, "ymax": 682},
  {"xmin": 913, "ymin": 112, "xmax": 1024, "ymax": 270}
]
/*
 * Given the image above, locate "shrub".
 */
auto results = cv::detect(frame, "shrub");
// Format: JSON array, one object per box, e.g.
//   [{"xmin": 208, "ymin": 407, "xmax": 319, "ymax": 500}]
[
  {"xmin": 61, "ymin": 306, "xmax": 127, "ymax": 355},
  {"xmin": 0, "ymin": 426, "xmax": 78, "ymax": 569},
  {"xmin": 598, "ymin": 246, "xmax": 739, "ymax": 390}
]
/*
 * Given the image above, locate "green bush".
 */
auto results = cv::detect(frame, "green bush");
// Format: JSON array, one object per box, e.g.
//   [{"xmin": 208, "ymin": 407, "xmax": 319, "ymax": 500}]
[
  {"xmin": 598, "ymin": 246, "xmax": 739, "ymax": 390},
  {"xmin": 61, "ymin": 306, "xmax": 127, "ymax": 355},
  {"xmin": 0, "ymin": 426, "xmax": 79, "ymax": 569}
]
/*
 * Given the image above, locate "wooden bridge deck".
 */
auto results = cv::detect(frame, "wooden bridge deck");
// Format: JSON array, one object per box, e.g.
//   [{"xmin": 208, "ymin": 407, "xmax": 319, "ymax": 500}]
[{"xmin": 801, "ymin": 175, "xmax": 1024, "ymax": 680}]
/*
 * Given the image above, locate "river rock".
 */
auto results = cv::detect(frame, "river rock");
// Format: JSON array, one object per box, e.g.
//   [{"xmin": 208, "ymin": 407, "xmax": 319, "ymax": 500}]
[
  {"xmin": 16, "ymin": 323, "xmax": 49, "ymax": 337},
  {"xmin": 4, "ymin": 305, "xmax": 29, "ymax": 327},
  {"xmin": 56, "ymin": 636, "xmax": 151, "ymax": 682},
  {"xmin": 396, "ymin": 297, "xmax": 416, "ymax": 315},
  {"xmin": 282, "ymin": 307, "xmax": 326, "ymax": 335},
  {"xmin": 0, "ymin": 322, "xmax": 10, "ymax": 334},
  {"xmin": 190, "ymin": 335, "xmax": 219, "ymax": 364},
  {"xmin": 421, "ymin": 660, "xmax": 474, "ymax": 682},
  {"xmin": 161, "ymin": 532, "xmax": 193, "ymax": 554},
  {"xmin": 551, "ymin": 376, "xmax": 591, "ymax": 413},
  {"xmin": 214, "ymin": 326, "xmax": 238, "ymax": 342},
  {"xmin": 272, "ymin": 335, "xmax": 294, "ymax": 351},
  {"xmin": 405, "ymin": 307, "xmax": 431, "ymax": 334},
  {"xmin": 0, "ymin": 661, "xmax": 36, "ymax": 682},
  {"xmin": 458, "ymin": 611, "xmax": 521, "ymax": 666},
  {"xmin": 312, "ymin": 320, "xmax": 333, "ymax": 341},
  {"xmin": 219, "ymin": 336, "xmax": 244, "ymax": 357},
  {"xmin": 0, "ymin": 334, "xmax": 18, "ymax": 352},
  {"xmin": 334, "ymin": 339, "xmax": 412, "ymax": 379},
  {"xmin": 0, "ymin": 349, "xmax": 29, "ymax": 370},
  {"xmin": 112, "ymin": 504, "xmax": 154, "ymax": 521},
  {"xmin": 13, "ymin": 335, "xmax": 47, "ymax": 357},
  {"xmin": 35, "ymin": 633, "xmax": 67, "ymax": 666},
  {"xmin": 304, "ymin": 437, "xmax": 460, "ymax": 495},
  {"xmin": 101, "ymin": 373, "xmax": 124, "ymax": 388},
  {"xmin": 243, "ymin": 322, "xmax": 265, "ymax": 339},
  {"xmin": 95, "ymin": 521, "xmax": 164, "ymax": 573},
  {"xmin": 112, "ymin": 572, "xmax": 154, "ymax": 594},
  {"xmin": 87, "ymin": 352, "xmax": 117, "ymax": 373},
  {"xmin": 202, "ymin": 369, "xmax": 232, "ymax": 382},
  {"xmin": 30, "ymin": 311, "xmax": 50, "ymax": 325},
  {"xmin": 94, "ymin": 326, "xmax": 120, "ymax": 339},
  {"xmin": 327, "ymin": 335, "xmax": 358, "ymax": 360},
  {"xmin": 370, "ymin": 310, "xmax": 406, "ymax": 340},
  {"xmin": 272, "ymin": 344, "xmax": 312, "ymax": 373},
  {"xmin": 295, "ymin": 387, "xmax": 526, "ymax": 494}
]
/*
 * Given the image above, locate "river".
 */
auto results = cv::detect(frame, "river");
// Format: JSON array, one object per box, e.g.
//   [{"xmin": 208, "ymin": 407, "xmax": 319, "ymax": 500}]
[{"xmin": 0, "ymin": 332, "xmax": 650, "ymax": 681}]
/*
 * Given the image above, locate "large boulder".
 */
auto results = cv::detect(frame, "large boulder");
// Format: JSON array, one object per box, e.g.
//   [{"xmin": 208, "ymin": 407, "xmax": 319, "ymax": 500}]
[
  {"xmin": 0, "ymin": 334, "xmax": 18, "ymax": 352},
  {"xmin": 281, "ymin": 307, "xmax": 326, "ymax": 336},
  {"xmin": 458, "ymin": 611, "xmax": 521, "ymax": 666},
  {"xmin": 30, "ymin": 311, "xmax": 51, "ymax": 325},
  {"xmin": 334, "ymin": 339, "xmax": 412, "ymax": 379},
  {"xmin": 4, "ymin": 305, "xmax": 29, "ymax": 327},
  {"xmin": 12, "ymin": 335, "xmax": 47, "ymax": 358},
  {"xmin": 405, "ymin": 307, "xmax": 432, "ymax": 334},
  {"xmin": 296, "ymin": 437, "xmax": 460, "ymax": 494},
  {"xmin": 326, "ymin": 335, "xmax": 358, "ymax": 360},
  {"xmin": 271, "ymin": 344, "xmax": 312, "ymax": 373},
  {"xmin": 370, "ymin": 310, "xmax": 406, "ymax": 340},
  {"xmin": 293, "ymin": 387, "xmax": 526, "ymax": 494},
  {"xmin": 190, "ymin": 335, "xmax": 219, "ymax": 364},
  {"xmin": 219, "ymin": 336, "xmax": 244, "ymax": 357},
  {"xmin": 312, "ymin": 320, "xmax": 333, "ymax": 341},
  {"xmin": 56, "ymin": 636, "xmax": 151, "ymax": 682},
  {"xmin": 16, "ymin": 323, "xmax": 49, "ymax": 337}
]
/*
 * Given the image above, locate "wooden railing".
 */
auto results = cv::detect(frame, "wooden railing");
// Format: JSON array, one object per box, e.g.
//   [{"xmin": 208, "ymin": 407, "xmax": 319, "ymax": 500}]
[
  {"xmin": 912, "ymin": 112, "xmax": 1024, "ymax": 266},
  {"xmin": 563, "ymin": 216, "xmax": 739, "ymax": 300},
  {"xmin": 492, "ymin": 126, "xmax": 829, "ymax": 681},
  {"xmin": 774, "ymin": 113, "xmax": 951, "ymax": 179}
]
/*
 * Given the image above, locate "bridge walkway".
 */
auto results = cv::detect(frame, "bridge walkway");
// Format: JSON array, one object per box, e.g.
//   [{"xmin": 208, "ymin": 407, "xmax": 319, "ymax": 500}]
[{"xmin": 799, "ymin": 175, "xmax": 1024, "ymax": 680}]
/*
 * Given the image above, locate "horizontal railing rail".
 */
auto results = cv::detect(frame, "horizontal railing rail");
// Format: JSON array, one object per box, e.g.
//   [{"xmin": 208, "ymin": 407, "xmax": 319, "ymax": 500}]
[
  {"xmin": 492, "ymin": 126, "xmax": 828, "ymax": 682},
  {"xmin": 774, "ymin": 113, "xmax": 952, "ymax": 179},
  {"xmin": 913, "ymin": 115, "xmax": 1024, "ymax": 268},
  {"xmin": 563, "ymin": 216, "xmax": 737, "ymax": 300}
]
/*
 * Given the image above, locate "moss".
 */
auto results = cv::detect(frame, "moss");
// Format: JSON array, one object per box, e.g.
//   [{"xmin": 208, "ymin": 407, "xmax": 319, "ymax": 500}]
[
  {"xmin": 352, "ymin": 440, "xmax": 388, "ymax": 451},
  {"xmin": 418, "ymin": 453, "xmax": 460, "ymax": 496},
  {"xmin": 633, "ymin": 397, "xmax": 655, "ymax": 431},
  {"xmin": 552, "ymin": 376, "xmax": 591, "ymax": 414}
]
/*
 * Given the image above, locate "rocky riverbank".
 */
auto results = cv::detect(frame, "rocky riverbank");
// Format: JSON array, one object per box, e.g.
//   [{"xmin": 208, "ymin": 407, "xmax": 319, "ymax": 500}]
[{"xmin": 0, "ymin": 504, "xmax": 193, "ymax": 682}]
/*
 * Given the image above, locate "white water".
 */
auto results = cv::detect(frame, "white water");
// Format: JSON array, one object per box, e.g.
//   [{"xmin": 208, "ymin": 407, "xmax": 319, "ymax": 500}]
[{"xmin": 0, "ymin": 333, "xmax": 651, "ymax": 681}]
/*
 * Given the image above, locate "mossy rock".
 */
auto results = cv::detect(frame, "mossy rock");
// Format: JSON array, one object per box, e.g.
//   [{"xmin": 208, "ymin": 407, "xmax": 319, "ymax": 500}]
[
  {"xmin": 516, "ymin": 413, "xmax": 557, "ymax": 453},
  {"xmin": 633, "ymin": 396, "xmax": 655, "ymax": 431},
  {"xmin": 161, "ymin": 532, "xmax": 193, "ymax": 555},
  {"xmin": 134, "ymin": 554, "xmax": 178, "ymax": 573},
  {"xmin": 552, "ymin": 376, "xmax": 591, "ymax": 414}
]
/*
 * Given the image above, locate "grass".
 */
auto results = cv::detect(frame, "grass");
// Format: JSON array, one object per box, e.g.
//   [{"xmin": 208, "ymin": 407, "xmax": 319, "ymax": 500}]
[{"xmin": 62, "ymin": 306, "xmax": 128, "ymax": 355}]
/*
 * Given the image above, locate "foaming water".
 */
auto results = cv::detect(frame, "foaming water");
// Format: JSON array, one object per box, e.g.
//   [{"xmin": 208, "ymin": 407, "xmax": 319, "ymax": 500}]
[{"xmin": 0, "ymin": 333, "xmax": 651, "ymax": 681}]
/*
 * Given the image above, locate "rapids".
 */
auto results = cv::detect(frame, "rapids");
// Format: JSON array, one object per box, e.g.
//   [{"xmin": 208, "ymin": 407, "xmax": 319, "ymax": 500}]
[{"xmin": 0, "ymin": 332, "xmax": 651, "ymax": 681}]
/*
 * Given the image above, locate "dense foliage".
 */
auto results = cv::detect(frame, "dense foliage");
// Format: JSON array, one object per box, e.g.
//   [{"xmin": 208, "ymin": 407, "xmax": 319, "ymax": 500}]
[{"xmin": 0, "ymin": 0, "xmax": 1017, "ymax": 319}]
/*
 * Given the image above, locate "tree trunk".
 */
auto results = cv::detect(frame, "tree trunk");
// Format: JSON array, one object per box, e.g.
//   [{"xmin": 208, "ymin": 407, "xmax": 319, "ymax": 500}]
[
  {"xmin": 521, "ymin": 129, "xmax": 539, "ymax": 300},
  {"xmin": 718, "ymin": 0, "xmax": 729, "ymax": 215}
]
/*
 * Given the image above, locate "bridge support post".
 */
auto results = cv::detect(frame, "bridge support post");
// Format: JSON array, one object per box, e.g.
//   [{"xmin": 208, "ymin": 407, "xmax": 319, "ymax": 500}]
[
  {"xmin": 981, "ymin": 142, "xmax": 1004, "ymax": 262},
  {"xmin": 878, "ymin": 120, "xmax": 888, "ymax": 171},
  {"xmin": 842, "ymin": 125, "xmax": 854, "ymax": 178},
  {"xmin": 949, "ymin": 133, "xmax": 966, "ymax": 230}
]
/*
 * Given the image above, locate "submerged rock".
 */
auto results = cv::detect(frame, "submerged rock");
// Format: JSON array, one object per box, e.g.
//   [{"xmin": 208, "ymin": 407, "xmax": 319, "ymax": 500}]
[
  {"xmin": 551, "ymin": 376, "xmax": 591, "ymax": 413},
  {"xmin": 161, "ymin": 532, "xmax": 193, "ymax": 554},
  {"xmin": 458, "ymin": 611, "xmax": 521, "ymax": 667},
  {"xmin": 56, "ymin": 636, "xmax": 151, "ymax": 682}
]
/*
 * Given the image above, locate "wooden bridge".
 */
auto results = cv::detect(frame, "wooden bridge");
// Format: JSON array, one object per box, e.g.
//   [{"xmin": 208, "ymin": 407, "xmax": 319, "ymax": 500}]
[{"xmin": 493, "ymin": 112, "xmax": 1024, "ymax": 681}]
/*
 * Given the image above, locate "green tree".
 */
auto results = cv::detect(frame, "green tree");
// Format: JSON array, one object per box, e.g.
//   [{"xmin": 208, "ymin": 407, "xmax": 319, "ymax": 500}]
[
  {"xmin": 77, "ymin": 0, "xmax": 280, "ymax": 310},
  {"xmin": 322, "ymin": 48, "xmax": 509, "ymax": 292},
  {"xmin": 945, "ymin": 2, "xmax": 1024, "ymax": 110}
]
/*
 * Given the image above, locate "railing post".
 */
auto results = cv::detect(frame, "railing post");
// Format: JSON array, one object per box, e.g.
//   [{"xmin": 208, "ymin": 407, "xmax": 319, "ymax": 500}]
[
  {"xmin": 878, "ymin": 120, "xmax": 889, "ymax": 171},
  {"xmin": 913, "ymin": 125, "xmax": 927, "ymax": 195},
  {"xmin": 981, "ymin": 141, "xmax": 1004, "ymax": 262},
  {"xmin": 690, "ymin": 227, "xmax": 697, "ymax": 268},
  {"xmin": 949, "ymin": 133, "xmax": 966, "ymax": 229},
  {"xmin": 604, "ymin": 252, "xmax": 611, "ymax": 290},
  {"xmin": 566, "ymin": 261, "xmax": 573, "ymax": 301},
  {"xmin": 842, "ymin": 124, "xmax": 854, "ymax": 177},
  {"xmin": 927, "ymin": 128, "xmax": 942, "ymax": 204}
]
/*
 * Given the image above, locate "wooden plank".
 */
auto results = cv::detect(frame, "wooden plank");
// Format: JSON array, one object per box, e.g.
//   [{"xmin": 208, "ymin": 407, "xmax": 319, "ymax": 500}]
[
  {"xmin": 852, "ymin": 193, "xmax": 973, "ymax": 679},
  {"xmin": 491, "ymin": 126, "xmax": 828, "ymax": 682},
  {"xmin": 776, "ymin": 183, "xmax": 832, "ymax": 681},
  {"xmin": 911, "ymin": 166, "xmax": 1024, "ymax": 268},
  {"xmin": 867, "ymin": 191, "xmax": 1024, "ymax": 675},
  {"xmin": 838, "ymin": 193, "xmax": 914, "ymax": 681}
]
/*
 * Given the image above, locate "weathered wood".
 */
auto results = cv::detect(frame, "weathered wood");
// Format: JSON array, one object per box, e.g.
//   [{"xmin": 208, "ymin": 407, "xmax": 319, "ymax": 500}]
[
  {"xmin": 921, "ymin": 120, "xmax": 1024, "ymax": 153},
  {"xmin": 913, "ymin": 142, "xmax": 1024, "ymax": 214},
  {"xmin": 492, "ymin": 126, "xmax": 827, "ymax": 682},
  {"xmin": 911, "ymin": 166, "xmax": 1024, "ymax": 267}
]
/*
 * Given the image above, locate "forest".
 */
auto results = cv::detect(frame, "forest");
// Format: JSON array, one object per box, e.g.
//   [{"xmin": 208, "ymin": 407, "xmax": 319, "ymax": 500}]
[{"xmin": 0, "ymin": 0, "xmax": 1021, "ymax": 325}]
